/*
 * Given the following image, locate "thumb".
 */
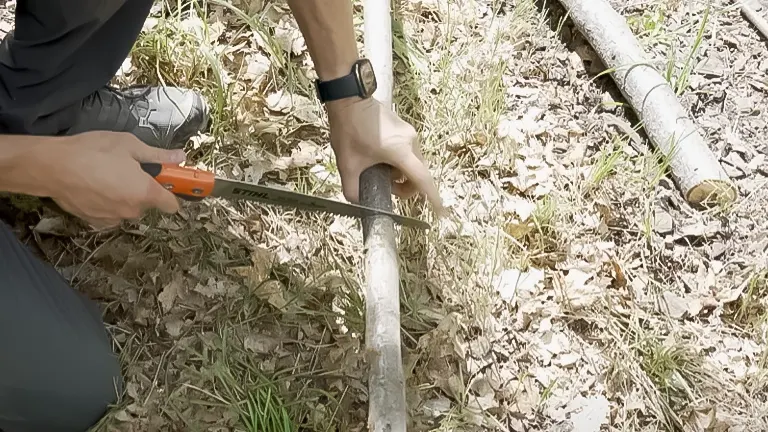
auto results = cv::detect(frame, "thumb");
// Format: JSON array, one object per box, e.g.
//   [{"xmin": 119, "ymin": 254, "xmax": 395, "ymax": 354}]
[
  {"xmin": 125, "ymin": 137, "xmax": 186, "ymax": 164},
  {"xmin": 145, "ymin": 179, "xmax": 181, "ymax": 214},
  {"xmin": 339, "ymin": 165, "xmax": 361, "ymax": 203}
]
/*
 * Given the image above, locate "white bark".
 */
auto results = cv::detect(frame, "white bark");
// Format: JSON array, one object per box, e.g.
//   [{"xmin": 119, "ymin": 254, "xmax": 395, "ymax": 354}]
[
  {"xmin": 361, "ymin": 0, "xmax": 407, "ymax": 431},
  {"xmin": 559, "ymin": 0, "xmax": 738, "ymax": 206},
  {"xmin": 741, "ymin": 1, "xmax": 768, "ymax": 41}
]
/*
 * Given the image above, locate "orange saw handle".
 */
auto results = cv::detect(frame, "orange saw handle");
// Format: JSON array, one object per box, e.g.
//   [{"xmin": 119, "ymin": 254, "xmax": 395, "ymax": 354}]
[{"xmin": 140, "ymin": 162, "xmax": 215, "ymax": 202}]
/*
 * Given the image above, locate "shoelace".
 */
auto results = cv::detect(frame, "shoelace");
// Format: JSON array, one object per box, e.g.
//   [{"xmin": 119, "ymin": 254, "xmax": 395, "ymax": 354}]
[
  {"xmin": 82, "ymin": 85, "xmax": 150, "ymax": 131},
  {"xmin": 106, "ymin": 84, "xmax": 153, "ymax": 100}
]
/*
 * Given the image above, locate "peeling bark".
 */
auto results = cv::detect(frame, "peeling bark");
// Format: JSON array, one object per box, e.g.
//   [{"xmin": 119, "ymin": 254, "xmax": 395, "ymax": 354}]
[{"xmin": 741, "ymin": 1, "xmax": 768, "ymax": 41}]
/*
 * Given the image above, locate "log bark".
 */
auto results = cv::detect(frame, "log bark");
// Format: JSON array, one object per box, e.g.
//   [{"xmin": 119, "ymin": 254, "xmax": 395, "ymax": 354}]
[
  {"xmin": 558, "ymin": 0, "xmax": 738, "ymax": 207},
  {"xmin": 741, "ymin": 1, "xmax": 768, "ymax": 41},
  {"xmin": 361, "ymin": 0, "xmax": 407, "ymax": 430}
]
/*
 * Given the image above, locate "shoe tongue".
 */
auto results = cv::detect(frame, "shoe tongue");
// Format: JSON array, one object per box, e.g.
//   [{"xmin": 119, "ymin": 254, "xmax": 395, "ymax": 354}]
[{"xmin": 113, "ymin": 85, "xmax": 153, "ymax": 100}]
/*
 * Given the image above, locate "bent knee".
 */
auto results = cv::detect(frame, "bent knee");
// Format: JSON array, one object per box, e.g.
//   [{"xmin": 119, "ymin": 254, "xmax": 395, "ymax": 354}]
[{"xmin": 0, "ymin": 340, "xmax": 123, "ymax": 432}]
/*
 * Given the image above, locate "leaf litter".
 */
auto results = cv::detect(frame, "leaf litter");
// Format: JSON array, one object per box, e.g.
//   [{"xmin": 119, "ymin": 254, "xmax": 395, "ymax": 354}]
[{"xmin": 1, "ymin": 0, "xmax": 768, "ymax": 430}]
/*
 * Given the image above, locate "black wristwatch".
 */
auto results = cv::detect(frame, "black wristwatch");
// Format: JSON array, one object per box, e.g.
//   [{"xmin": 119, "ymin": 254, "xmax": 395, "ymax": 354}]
[{"xmin": 315, "ymin": 59, "xmax": 378, "ymax": 103}]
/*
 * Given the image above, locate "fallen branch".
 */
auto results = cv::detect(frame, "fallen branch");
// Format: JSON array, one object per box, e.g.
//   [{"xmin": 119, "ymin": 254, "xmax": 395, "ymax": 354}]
[
  {"xmin": 741, "ymin": 0, "xmax": 768, "ymax": 41},
  {"xmin": 558, "ymin": 0, "xmax": 738, "ymax": 207},
  {"xmin": 361, "ymin": 0, "xmax": 407, "ymax": 430}
]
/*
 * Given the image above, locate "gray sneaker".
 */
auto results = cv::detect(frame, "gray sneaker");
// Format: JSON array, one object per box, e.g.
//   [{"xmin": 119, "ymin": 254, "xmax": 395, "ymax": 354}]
[{"xmin": 64, "ymin": 85, "xmax": 210, "ymax": 149}]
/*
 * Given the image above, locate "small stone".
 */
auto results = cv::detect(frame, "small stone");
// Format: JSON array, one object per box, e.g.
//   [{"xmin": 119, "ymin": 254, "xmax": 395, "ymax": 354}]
[
  {"xmin": 652, "ymin": 208, "xmax": 674, "ymax": 235},
  {"xmin": 734, "ymin": 96, "xmax": 756, "ymax": 114},
  {"xmin": 662, "ymin": 291, "xmax": 689, "ymax": 320},
  {"xmin": 696, "ymin": 51, "xmax": 726, "ymax": 76}
]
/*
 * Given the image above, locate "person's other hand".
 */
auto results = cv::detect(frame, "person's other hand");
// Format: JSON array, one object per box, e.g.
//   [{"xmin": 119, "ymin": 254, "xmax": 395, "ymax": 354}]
[
  {"xmin": 40, "ymin": 131, "xmax": 185, "ymax": 230},
  {"xmin": 327, "ymin": 97, "xmax": 444, "ymax": 214}
]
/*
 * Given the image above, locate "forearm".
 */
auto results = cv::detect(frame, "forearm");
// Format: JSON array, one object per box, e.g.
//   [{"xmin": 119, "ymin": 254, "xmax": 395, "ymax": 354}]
[
  {"xmin": 287, "ymin": 0, "xmax": 359, "ymax": 81},
  {"xmin": 0, "ymin": 135, "xmax": 55, "ymax": 197}
]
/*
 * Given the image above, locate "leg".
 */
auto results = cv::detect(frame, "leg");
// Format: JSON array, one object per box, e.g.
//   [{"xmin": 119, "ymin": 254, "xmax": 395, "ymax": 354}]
[
  {"xmin": 0, "ymin": 222, "xmax": 122, "ymax": 432},
  {"xmin": 0, "ymin": 0, "xmax": 210, "ymax": 149},
  {"xmin": 0, "ymin": 0, "xmax": 155, "ymax": 135}
]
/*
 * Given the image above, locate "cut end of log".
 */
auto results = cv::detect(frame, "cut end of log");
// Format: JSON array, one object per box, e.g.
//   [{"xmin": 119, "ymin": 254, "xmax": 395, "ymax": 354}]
[{"xmin": 686, "ymin": 180, "xmax": 738, "ymax": 207}]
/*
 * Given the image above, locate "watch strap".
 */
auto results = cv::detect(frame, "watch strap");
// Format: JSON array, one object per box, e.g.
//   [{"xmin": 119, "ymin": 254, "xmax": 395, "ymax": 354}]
[{"xmin": 315, "ymin": 73, "xmax": 361, "ymax": 103}]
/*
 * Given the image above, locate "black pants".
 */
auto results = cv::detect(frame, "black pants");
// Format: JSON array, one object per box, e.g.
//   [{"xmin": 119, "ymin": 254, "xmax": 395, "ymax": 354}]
[
  {"xmin": 0, "ymin": 1, "xmax": 154, "ymax": 431},
  {"xmin": 0, "ymin": 0, "xmax": 153, "ymax": 135}
]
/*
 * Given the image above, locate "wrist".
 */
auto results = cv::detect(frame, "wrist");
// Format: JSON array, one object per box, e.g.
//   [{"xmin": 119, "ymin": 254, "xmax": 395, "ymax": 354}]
[
  {"xmin": 325, "ymin": 95, "xmax": 363, "ymax": 112},
  {"xmin": 316, "ymin": 56, "xmax": 359, "ymax": 82},
  {"xmin": 0, "ymin": 135, "xmax": 64, "ymax": 197},
  {"xmin": 326, "ymin": 96, "xmax": 375, "ymax": 122},
  {"xmin": 318, "ymin": 59, "xmax": 377, "ymax": 109}
]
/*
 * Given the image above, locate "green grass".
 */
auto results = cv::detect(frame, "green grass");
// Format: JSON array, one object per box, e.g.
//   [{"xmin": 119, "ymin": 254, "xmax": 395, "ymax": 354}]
[
  {"xmin": 604, "ymin": 312, "xmax": 718, "ymax": 431},
  {"xmin": 130, "ymin": 6, "xmax": 236, "ymax": 161},
  {"xmin": 586, "ymin": 137, "xmax": 624, "ymax": 193},
  {"xmin": 210, "ymin": 358, "xmax": 297, "ymax": 432},
  {"xmin": 663, "ymin": 4, "xmax": 710, "ymax": 95},
  {"xmin": 627, "ymin": 4, "xmax": 670, "ymax": 41},
  {"xmin": 730, "ymin": 270, "xmax": 768, "ymax": 331}
]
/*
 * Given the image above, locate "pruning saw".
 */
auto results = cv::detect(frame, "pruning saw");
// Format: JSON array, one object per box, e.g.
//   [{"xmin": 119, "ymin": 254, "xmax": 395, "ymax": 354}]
[{"xmin": 140, "ymin": 163, "xmax": 430, "ymax": 230}]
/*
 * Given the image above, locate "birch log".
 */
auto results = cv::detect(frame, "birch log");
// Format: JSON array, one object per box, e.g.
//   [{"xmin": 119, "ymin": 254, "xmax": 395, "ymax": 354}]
[
  {"xmin": 558, "ymin": 0, "xmax": 737, "ymax": 206},
  {"xmin": 741, "ymin": 1, "xmax": 768, "ymax": 41},
  {"xmin": 361, "ymin": 0, "xmax": 408, "ymax": 430}
]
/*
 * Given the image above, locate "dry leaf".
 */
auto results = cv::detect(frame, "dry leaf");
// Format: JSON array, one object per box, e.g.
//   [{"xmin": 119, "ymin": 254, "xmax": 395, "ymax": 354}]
[
  {"xmin": 422, "ymin": 397, "xmax": 451, "ymax": 417},
  {"xmin": 244, "ymin": 333, "xmax": 280, "ymax": 354},
  {"xmin": 274, "ymin": 140, "xmax": 321, "ymax": 169},
  {"xmin": 33, "ymin": 217, "xmax": 73, "ymax": 236},
  {"xmin": 495, "ymin": 267, "xmax": 544, "ymax": 303},
  {"xmin": 560, "ymin": 268, "xmax": 603, "ymax": 310},
  {"xmin": 467, "ymin": 393, "xmax": 499, "ymax": 412},
  {"xmin": 570, "ymin": 395, "xmax": 610, "ymax": 432},
  {"xmin": 265, "ymin": 90, "xmax": 320, "ymax": 123},
  {"xmin": 255, "ymin": 280, "xmax": 289, "ymax": 309},
  {"xmin": 553, "ymin": 352, "xmax": 580, "ymax": 367},
  {"xmin": 662, "ymin": 291, "xmax": 690, "ymax": 320},
  {"xmin": 243, "ymin": 52, "xmax": 270, "ymax": 82},
  {"xmin": 503, "ymin": 195, "xmax": 537, "ymax": 221},
  {"xmin": 165, "ymin": 317, "xmax": 184, "ymax": 338},
  {"xmin": 193, "ymin": 278, "xmax": 239, "ymax": 298},
  {"xmin": 274, "ymin": 17, "xmax": 306, "ymax": 55},
  {"xmin": 610, "ymin": 259, "xmax": 627, "ymax": 288},
  {"xmin": 157, "ymin": 272, "xmax": 184, "ymax": 313}
]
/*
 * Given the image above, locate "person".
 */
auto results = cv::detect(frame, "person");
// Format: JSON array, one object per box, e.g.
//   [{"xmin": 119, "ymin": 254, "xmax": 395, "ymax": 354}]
[{"xmin": 0, "ymin": 1, "xmax": 443, "ymax": 431}]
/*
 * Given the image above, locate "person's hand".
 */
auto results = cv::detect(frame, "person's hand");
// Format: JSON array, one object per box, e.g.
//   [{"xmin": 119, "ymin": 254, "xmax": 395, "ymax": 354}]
[
  {"xmin": 326, "ymin": 97, "xmax": 444, "ymax": 214},
  {"xmin": 38, "ymin": 131, "xmax": 185, "ymax": 230}
]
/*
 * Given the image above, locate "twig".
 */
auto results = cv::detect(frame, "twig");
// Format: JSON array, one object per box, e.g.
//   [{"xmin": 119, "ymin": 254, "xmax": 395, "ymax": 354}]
[
  {"xmin": 557, "ymin": 0, "xmax": 738, "ymax": 207},
  {"xmin": 361, "ymin": 0, "xmax": 408, "ymax": 430}
]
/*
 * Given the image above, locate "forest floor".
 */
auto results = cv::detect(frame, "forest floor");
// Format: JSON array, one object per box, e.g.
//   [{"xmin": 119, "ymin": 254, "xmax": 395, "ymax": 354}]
[{"xmin": 3, "ymin": 0, "xmax": 768, "ymax": 431}]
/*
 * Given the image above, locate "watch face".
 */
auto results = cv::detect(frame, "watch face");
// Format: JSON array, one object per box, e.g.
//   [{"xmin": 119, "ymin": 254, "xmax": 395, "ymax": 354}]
[{"xmin": 357, "ymin": 60, "xmax": 377, "ymax": 98}]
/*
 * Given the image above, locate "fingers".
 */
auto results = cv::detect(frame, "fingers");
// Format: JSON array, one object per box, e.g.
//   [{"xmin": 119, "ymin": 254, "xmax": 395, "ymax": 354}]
[
  {"xmin": 344, "ymin": 155, "xmax": 443, "ymax": 215},
  {"xmin": 340, "ymin": 166, "xmax": 361, "ymax": 203},
  {"xmin": 388, "ymin": 152, "xmax": 444, "ymax": 213},
  {"xmin": 123, "ymin": 136, "xmax": 183, "ymax": 213},
  {"xmin": 392, "ymin": 180, "xmax": 418, "ymax": 200},
  {"xmin": 145, "ymin": 179, "xmax": 181, "ymax": 214},
  {"xmin": 124, "ymin": 135, "xmax": 187, "ymax": 164},
  {"xmin": 390, "ymin": 168, "xmax": 405, "ymax": 183},
  {"xmin": 350, "ymin": 164, "xmax": 408, "ymax": 205}
]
